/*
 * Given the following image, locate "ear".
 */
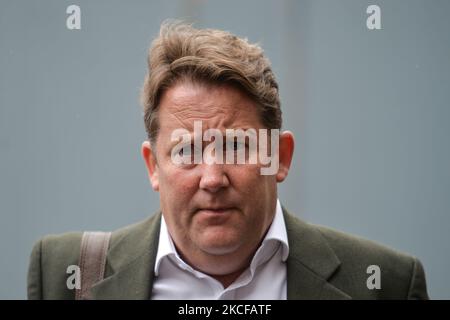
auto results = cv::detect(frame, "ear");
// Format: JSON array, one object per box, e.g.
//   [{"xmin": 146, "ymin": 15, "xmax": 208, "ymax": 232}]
[
  {"xmin": 141, "ymin": 140, "xmax": 160, "ymax": 191},
  {"xmin": 276, "ymin": 131, "xmax": 295, "ymax": 183}
]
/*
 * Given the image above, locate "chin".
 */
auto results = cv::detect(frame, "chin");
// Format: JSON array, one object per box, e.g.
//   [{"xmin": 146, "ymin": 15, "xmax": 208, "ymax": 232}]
[
  {"xmin": 197, "ymin": 233, "xmax": 242, "ymax": 256},
  {"xmin": 200, "ymin": 244, "xmax": 241, "ymax": 256}
]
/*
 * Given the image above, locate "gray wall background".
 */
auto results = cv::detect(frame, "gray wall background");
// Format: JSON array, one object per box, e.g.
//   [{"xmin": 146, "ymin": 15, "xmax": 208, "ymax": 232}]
[{"xmin": 1, "ymin": 0, "xmax": 449, "ymax": 299}]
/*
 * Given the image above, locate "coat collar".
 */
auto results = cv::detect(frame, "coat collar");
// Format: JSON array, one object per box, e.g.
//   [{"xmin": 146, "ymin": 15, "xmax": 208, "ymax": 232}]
[
  {"xmin": 283, "ymin": 209, "xmax": 351, "ymax": 299},
  {"xmin": 90, "ymin": 209, "xmax": 350, "ymax": 299},
  {"xmin": 90, "ymin": 213, "xmax": 161, "ymax": 299}
]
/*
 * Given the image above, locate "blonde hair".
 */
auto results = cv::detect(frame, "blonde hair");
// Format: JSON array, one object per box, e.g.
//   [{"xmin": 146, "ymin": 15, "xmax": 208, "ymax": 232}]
[{"xmin": 141, "ymin": 21, "xmax": 282, "ymax": 145}]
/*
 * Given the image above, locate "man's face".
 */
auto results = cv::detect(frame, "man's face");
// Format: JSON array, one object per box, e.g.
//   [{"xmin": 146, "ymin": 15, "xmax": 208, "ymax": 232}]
[{"xmin": 142, "ymin": 81, "xmax": 293, "ymax": 273}]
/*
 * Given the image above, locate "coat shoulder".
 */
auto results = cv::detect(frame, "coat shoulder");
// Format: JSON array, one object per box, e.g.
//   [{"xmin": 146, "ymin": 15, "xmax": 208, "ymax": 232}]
[
  {"xmin": 312, "ymin": 222, "xmax": 428, "ymax": 299},
  {"xmin": 28, "ymin": 232, "xmax": 83, "ymax": 299},
  {"xmin": 314, "ymin": 223, "xmax": 414, "ymax": 265},
  {"xmin": 283, "ymin": 212, "xmax": 428, "ymax": 299},
  {"xmin": 27, "ymin": 213, "xmax": 161, "ymax": 300}
]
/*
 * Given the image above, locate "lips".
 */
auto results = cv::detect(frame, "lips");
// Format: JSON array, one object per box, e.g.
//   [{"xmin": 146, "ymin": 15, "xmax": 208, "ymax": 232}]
[
  {"xmin": 197, "ymin": 207, "xmax": 234, "ymax": 214},
  {"xmin": 194, "ymin": 206, "xmax": 236, "ymax": 225}
]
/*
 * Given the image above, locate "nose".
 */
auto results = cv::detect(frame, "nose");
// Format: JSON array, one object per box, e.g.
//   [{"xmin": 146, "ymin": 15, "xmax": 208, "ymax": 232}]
[{"xmin": 199, "ymin": 163, "xmax": 230, "ymax": 193}]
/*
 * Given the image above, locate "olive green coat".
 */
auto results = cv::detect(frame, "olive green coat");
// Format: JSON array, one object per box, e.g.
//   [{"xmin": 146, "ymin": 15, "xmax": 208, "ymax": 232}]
[{"xmin": 27, "ymin": 209, "xmax": 428, "ymax": 299}]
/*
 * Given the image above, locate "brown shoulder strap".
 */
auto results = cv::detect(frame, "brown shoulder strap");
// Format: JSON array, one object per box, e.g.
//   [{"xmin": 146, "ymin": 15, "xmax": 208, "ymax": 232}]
[{"xmin": 75, "ymin": 231, "xmax": 111, "ymax": 300}]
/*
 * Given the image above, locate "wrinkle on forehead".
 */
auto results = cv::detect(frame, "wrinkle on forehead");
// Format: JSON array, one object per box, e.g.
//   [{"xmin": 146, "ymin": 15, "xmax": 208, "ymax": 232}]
[{"xmin": 160, "ymin": 82, "xmax": 260, "ymax": 131}]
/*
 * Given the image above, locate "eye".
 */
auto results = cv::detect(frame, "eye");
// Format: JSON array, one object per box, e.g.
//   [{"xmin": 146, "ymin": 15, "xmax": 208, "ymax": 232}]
[
  {"xmin": 227, "ymin": 141, "xmax": 246, "ymax": 151},
  {"xmin": 178, "ymin": 146, "xmax": 186, "ymax": 156},
  {"xmin": 179, "ymin": 144, "xmax": 193, "ymax": 157},
  {"xmin": 177, "ymin": 144, "xmax": 204, "ymax": 165}
]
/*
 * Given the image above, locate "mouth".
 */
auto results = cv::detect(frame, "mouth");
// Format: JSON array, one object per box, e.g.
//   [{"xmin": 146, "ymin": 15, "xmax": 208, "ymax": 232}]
[
  {"xmin": 194, "ymin": 206, "xmax": 237, "ymax": 225},
  {"xmin": 197, "ymin": 207, "xmax": 235, "ymax": 215}
]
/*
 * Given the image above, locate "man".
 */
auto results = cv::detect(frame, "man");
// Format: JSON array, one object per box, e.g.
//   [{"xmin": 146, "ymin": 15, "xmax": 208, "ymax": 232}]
[{"xmin": 27, "ymin": 22, "xmax": 429, "ymax": 299}]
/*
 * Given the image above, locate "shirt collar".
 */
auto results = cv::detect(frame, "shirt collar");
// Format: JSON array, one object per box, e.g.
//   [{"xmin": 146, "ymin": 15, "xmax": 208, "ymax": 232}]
[
  {"xmin": 261, "ymin": 199, "xmax": 290, "ymax": 261},
  {"xmin": 154, "ymin": 199, "xmax": 290, "ymax": 276},
  {"xmin": 154, "ymin": 213, "xmax": 178, "ymax": 276}
]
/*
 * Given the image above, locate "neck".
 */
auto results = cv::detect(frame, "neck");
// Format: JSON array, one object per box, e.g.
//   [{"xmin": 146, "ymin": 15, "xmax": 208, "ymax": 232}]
[
  {"xmin": 175, "ymin": 243, "xmax": 257, "ymax": 288},
  {"xmin": 210, "ymin": 266, "xmax": 248, "ymax": 288}
]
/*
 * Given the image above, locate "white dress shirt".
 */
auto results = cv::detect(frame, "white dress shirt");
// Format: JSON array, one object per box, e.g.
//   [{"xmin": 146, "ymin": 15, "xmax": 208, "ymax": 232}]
[{"xmin": 151, "ymin": 199, "xmax": 289, "ymax": 300}]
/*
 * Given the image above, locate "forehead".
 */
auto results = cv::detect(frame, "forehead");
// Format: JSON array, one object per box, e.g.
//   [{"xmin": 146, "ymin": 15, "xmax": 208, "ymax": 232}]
[{"xmin": 157, "ymin": 81, "xmax": 263, "ymax": 132}]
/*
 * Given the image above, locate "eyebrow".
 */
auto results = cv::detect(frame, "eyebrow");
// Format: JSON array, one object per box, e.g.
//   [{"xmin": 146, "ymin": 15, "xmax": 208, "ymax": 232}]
[{"xmin": 165, "ymin": 126, "xmax": 260, "ymax": 146}]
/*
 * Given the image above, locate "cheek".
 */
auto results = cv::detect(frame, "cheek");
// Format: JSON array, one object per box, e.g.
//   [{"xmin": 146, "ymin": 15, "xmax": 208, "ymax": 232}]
[
  {"xmin": 230, "ymin": 165, "xmax": 277, "ymax": 225},
  {"xmin": 158, "ymin": 166, "xmax": 200, "ymax": 234},
  {"xmin": 158, "ymin": 164, "xmax": 199, "ymax": 204},
  {"xmin": 230, "ymin": 165, "xmax": 274, "ymax": 193}
]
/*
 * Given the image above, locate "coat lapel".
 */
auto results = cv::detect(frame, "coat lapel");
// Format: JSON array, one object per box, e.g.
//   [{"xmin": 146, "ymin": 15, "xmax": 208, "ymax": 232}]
[
  {"xmin": 284, "ymin": 209, "xmax": 351, "ymax": 300},
  {"xmin": 90, "ymin": 212, "xmax": 161, "ymax": 299}
]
